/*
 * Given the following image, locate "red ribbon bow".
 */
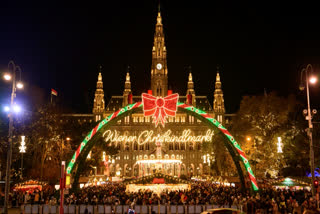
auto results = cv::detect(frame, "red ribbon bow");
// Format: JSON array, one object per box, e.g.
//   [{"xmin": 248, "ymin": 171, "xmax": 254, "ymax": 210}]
[{"xmin": 142, "ymin": 93, "xmax": 179, "ymax": 127}]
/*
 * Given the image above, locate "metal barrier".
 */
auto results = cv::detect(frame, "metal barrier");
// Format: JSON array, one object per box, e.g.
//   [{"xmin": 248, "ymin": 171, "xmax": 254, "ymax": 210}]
[
  {"xmin": 98, "ymin": 205, "xmax": 104, "ymax": 214},
  {"xmin": 69, "ymin": 205, "xmax": 76, "ymax": 214},
  {"xmin": 115, "ymin": 205, "xmax": 122, "ymax": 214},
  {"xmin": 42, "ymin": 205, "xmax": 50, "ymax": 214},
  {"xmin": 79, "ymin": 205, "xmax": 86, "ymax": 214},
  {"xmin": 25, "ymin": 205, "xmax": 32, "ymax": 214},
  {"xmin": 104, "ymin": 205, "xmax": 112, "ymax": 214},
  {"xmin": 21, "ymin": 204, "xmax": 236, "ymax": 214}
]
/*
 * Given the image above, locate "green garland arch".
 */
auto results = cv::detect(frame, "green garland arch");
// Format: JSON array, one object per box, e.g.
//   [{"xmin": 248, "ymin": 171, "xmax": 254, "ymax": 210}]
[{"xmin": 66, "ymin": 102, "xmax": 258, "ymax": 191}]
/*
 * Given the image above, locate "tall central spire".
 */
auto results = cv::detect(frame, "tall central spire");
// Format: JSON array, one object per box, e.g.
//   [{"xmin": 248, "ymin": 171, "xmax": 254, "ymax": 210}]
[
  {"xmin": 213, "ymin": 67, "xmax": 225, "ymax": 123},
  {"xmin": 93, "ymin": 66, "xmax": 105, "ymax": 121},
  {"xmin": 151, "ymin": 9, "xmax": 168, "ymax": 97}
]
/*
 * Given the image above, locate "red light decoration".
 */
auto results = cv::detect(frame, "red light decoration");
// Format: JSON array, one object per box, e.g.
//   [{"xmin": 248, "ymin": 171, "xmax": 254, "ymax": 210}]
[
  {"xmin": 66, "ymin": 99, "xmax": 259, "ymax": 191},
  {"xmin": 148, "ymin": 90, "xmax": 153, "ymax": 95},
  {"xmin": 128, "ymin": 93, "xmax": 133, "ymax": 104},
  {"xmin": 187, "ymin": 93, "xmax": 192, "ymax": 105},
  {"xmin": 167, "ymin": 90, "xmax": 172, "ymax": 95},
  {"xmin": 142, "ymin": 93, "xmax": 179, "ymax": 127}
]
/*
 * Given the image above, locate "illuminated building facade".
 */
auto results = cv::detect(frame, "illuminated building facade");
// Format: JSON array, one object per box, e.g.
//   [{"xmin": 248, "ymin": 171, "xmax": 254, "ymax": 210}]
[{"xmin": 89, "ymin": 11, "xmax": 232, "ymax": 178}]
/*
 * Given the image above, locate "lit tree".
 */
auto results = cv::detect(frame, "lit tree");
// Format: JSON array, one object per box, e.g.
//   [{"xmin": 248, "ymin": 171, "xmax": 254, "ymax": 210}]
[
  {"xmin": 202, "ymin": 133, "xmax": 237, "ymax": 176},
  {"xmin": 230, "ymin": 92, "xmax": 295, "ymax": 178},
  {"xmin": 22, "ymin": 104, "xmax": 73, "ymax": 181}
]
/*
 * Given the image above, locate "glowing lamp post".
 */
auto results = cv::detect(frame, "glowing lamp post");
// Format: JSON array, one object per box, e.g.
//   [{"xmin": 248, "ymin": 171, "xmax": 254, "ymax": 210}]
[
  {"xmin": 3, "ymin": 61, "xmax": 24, "ymax": 214},
  {"xmin": 299, "ymin": 64, "xmax": 317, "ymax": 196}
]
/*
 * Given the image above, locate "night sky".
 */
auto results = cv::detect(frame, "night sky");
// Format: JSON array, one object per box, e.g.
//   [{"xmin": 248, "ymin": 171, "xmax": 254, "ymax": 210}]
[{"xmin": 1, "ymin": 1, "xmax": 320, "ymax": 114}]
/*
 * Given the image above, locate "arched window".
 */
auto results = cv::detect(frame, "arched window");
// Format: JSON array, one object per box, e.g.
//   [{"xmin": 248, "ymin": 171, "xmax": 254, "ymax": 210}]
[
  {"xmin": 139, "ymin": 144, "xmax": 144, "ymax": 150},
  {"xmin": 134, "ymin": 142, "xmax": 138, "ymax": 150},
  {"xmin": 145, "ymin": 142, "xmax": 150, "ymax": 150},
  {"xmin": 169, "ymin": 142, "xmax": 173, "ymax": 150},
  {"xmin": 181, "ymin": 143, "xmax": 185, "ymax": 150},
  {"xmin": 125, "ymin": 143, "xmax": 129, "ymax": 151},
  {"xmin": 175, "ymin": 143, "xmax": 179, "ymax": 150},
  {"xmin": 189, "ymin": 142, "xmax": 194, "ymax": 150},
  {"xmin": 197, "ymin": 143, "xmax": 201, "ymax": 150}
]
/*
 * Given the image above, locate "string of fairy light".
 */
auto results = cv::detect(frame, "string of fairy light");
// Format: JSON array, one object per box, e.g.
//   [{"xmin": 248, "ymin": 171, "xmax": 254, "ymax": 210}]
[{"xmin": 66, "ymin": 101, "xmax": 258, "ymax": 191}]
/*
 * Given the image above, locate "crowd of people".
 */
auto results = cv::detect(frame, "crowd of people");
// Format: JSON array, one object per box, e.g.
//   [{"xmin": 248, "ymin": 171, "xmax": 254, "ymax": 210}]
[{"xmin": 1, "ymin": 181, "xmax": 319, "ymax": 213}]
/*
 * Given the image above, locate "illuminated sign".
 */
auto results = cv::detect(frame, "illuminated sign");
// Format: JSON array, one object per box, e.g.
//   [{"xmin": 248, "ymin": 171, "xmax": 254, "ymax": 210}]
[
  {"xmin": 277, "ymin": 137, "xmax": 283, "ymax": 153},
  {"xmin": 103, "ymin": 129, "xmax": 214, "ymax": 145},
  {"xmin": 19, "ymin": 136, "xmax": 26, "ymax": 153}
]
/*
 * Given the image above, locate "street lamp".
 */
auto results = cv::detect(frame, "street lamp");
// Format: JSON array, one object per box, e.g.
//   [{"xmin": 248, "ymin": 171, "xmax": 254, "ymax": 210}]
[
  {"xmin": 3, "ymin": 61, "xmax": 24, "ymax": 214},
  {"xmin": 60, "ymin": 137, "xmax": 71, "ymax": 163},
  {"xmin": 299, "ymin": 64, "xmax": 317, "ymax": 197}
]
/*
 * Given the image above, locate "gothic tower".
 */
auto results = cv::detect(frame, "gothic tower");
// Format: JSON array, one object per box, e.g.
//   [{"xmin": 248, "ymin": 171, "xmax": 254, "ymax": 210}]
[
  {"xmin": 93, "ymin": 67, "xmax": 105, "ymax": 121},
  {"xmin": 123, "ymin": 67, "xmax": 132, "ymax": 106},
  {"xmin": 186, "ymin": 67, "xmax": 196, "ymax": 105},
  {"xmin": 213, "ymin": 67, "xmax": 225, "ymax": 124},
  {"xmin": 150, "ymin": 9, "xmax": 168, "ymax": 97}
]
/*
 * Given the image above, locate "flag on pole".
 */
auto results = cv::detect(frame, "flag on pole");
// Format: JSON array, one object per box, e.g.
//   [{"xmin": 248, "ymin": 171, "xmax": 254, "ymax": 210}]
[{"xmin": 51, "ymin": 89, "xmax": 58, "ymax": 96}]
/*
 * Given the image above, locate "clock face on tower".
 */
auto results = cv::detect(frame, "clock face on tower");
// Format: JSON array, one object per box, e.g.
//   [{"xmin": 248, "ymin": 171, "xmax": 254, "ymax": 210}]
[{"xmin": 156, "ymin": 63, "xmax": 162, "ymax": 70}]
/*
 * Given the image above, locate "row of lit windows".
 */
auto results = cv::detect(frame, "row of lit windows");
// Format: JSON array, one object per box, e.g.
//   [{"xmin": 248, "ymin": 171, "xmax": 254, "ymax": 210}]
[
  {"xmin": 168, "ymin": 142, "xmax": 201, "ymax": 151},
  {"xmin": 114, "ymin": 116, "xmax": 204, "ymax": 124},
  {"xmin": 118, "ymin": 154, "xmax": 201, "ymax": 161},
  {"xmin": 132, "ymin": 154, "xmax": 184, "ymax": 160},
  {"xmin": 60, "ymin": 119, "xmax": 93, "ymax": 123},
  {"xmin": 109, "ymin": 153, "xmax": 200, "ymax": 162},
  {"xmin": 109, "ymin": 99, "xmax": 208, "ymax": 104},
  {"xmin": 118, "ymin": 142, "xmax": 199, "ymax": 151}
]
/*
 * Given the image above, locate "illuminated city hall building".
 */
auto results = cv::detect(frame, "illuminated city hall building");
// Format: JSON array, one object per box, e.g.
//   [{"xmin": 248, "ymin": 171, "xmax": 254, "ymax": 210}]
[{"xmin": 90, "ymin": 11, "xmax": 231, "ymax": 178}]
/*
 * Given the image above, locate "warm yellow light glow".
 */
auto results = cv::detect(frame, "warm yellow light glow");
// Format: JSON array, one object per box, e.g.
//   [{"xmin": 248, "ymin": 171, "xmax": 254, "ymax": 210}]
[
  {"xmin": 3, "ymin": 73, "xmax": 11, "ymax": 81},
  {"xmin": 136, "ymin": 159, "xmax": 182, "ymax": 164},
  {"xmin": 66, "ymin": 175, "xmax": 70, "ymax": 186},
  {"xmin": 126, "ymin": 184, "xmax": 189, "ymax": 195},
  {"xmin": 66, "ymin": 137, "xmax": 71, "ymax": 141},
  {"xmin": 310, "ymin": 76, "xmax": 317, "ymax": 84},
  {"xmin": 16, "ymin": 82, "xmax": 24, "ymax": 89},
  {"xmin": 87, "ymin": 151, "xmax": 91, "ymax": 159},
  {"xmin": 102, "ymin": 151, "xmax": 106, "ymax": 161},
  {"xmin": 103, "ymin": 129, "xmax": 214, "ymax": 145},
  {"xmin": 277, "ymin": 137, "xmax": 283, "ymax": 153},
  {"xmin": 246, "ymin": 137, "xmax": 251, "ymax": 141},
  {"xmin": 19, "ymin": 136, "xmax": 26, "ymax": 153}
]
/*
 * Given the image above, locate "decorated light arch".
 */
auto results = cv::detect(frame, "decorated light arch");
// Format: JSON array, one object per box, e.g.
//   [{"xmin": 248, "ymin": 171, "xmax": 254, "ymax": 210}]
[{"xmin": 66, "ymin": 94, "xmax": 258, "ymax": 191}]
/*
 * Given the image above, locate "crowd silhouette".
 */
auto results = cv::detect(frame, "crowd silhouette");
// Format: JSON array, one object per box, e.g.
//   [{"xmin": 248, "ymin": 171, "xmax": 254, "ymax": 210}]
[{"xmin": 2, "ymin": 181, "xmax": 318, "ymax": 213}]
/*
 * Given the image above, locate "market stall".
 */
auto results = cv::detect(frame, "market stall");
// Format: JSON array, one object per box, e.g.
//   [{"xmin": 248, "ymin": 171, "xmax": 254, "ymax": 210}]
[
  {"xmin": 271, "ymin": 177, "xmax": 311, "ymax": 191},
  {"xmin": 124, "ymin": 173, "xmax": 190, "ymax": 195},
  {"xmin": 14, "ymin": 180, "xmax": 48, "ymax": 192}
]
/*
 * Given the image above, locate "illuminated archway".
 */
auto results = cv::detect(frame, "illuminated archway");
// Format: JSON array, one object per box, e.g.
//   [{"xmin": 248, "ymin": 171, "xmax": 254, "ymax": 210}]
[{"xmin": 67, "ymin": 102, "xmax": 258, "ymax": 191}]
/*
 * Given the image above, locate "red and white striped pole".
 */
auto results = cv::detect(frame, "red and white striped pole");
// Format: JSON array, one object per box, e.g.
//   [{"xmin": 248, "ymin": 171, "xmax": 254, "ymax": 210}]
[{"xmin": 60, "ymin": 161, "xmax": 65, "ymax": 214}]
